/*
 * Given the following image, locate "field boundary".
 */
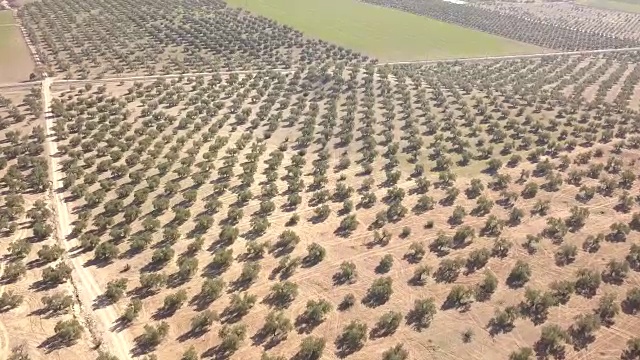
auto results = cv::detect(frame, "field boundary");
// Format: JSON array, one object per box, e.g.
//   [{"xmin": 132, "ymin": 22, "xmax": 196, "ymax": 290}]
[
  {"xmin": 384, "ymin": 45, "xmax": 640, "ymax": 65},
  {"xmin": 226, "ymin": 0, "xmax": 544, "ymax": 61},
  {"xmin": 1, "ymin": 45, "xmax": 637, "ymax": 89}
]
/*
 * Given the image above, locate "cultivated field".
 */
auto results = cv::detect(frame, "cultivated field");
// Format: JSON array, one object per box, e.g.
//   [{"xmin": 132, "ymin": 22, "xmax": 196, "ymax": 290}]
[
  {"xmin": 361, "ymin": 0, "xmax": 640, "ymax": 51},
  {"xmin": 18, "ymin": 0, "xmax": 367, "ymax": 80},
  {"xmin": 224, "ymin": 0, "xmax": 543, "ymax": 61},
  {"xmin": 0, "ymin": 11, "xmax": 34, "ymax": 83},
  {"xmin": 417, "ymin": 51, "xmax": 640, "ymax": 111},
  {"xmin": 0, "ymin": 86, "xmax": 97, "ymax": 359},
  {"xmin": 16, "ymin": 0, "xmax": 542, "ymax": 80},
  {"xmin": 1, "ymin": 0, "xmax": 640, "ymax": 359},
  {"xmin": 39, "ymin": 50, "xmax": 640, "ymax": 360},
  {"xmin": 577, "ymin": 0, "xmax": 640, "ymax": 14},
  {"xmin": 471, "ymin": 1, "xmax": 640, "ymax": 41},
  {"xmin": 0, "ymin": 11, "xmax": 14, "ymax": 24}
]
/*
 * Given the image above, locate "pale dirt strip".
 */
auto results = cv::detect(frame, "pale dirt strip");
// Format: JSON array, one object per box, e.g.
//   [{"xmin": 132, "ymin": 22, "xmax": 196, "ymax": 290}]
[
  {"xmin": 42, "ymin": 78, "xmax": 133, "ymax": 360},
  {"xmin": 0, "ymin": 262, "xmax": 8, "ymax": 360},
  {"xmin": 384, "ymin": 46, "xmax": 640, "ymax": 65}
]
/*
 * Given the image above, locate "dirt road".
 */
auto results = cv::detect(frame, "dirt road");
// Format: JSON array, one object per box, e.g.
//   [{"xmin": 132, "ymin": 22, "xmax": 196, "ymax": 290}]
[
  {"xmin": 41, "ymin": 78, "xmax": 133, "ymax": 360},
  {"xmin": 383, "ymin": 45, "xmax": 640, "ymax": 65},
  {"xmin": 0, "ymin": 45, "xmax": 636, "ymax": 90},
  {"xmin": 0, "ymin": 262, "xmax": 8, "ymax": 360}
]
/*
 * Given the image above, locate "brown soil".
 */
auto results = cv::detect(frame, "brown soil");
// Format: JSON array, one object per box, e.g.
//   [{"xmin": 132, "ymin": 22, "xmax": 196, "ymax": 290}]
[{"xmin": 43, "ymin": 67, "xmax": 640, "ymax": 360}]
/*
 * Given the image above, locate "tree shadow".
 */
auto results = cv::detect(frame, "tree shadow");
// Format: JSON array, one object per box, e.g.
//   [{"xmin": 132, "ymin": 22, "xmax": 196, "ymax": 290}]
[
  {"xmin": 569, "ymin": 328, "xmax": 595, "ymax": 351},
  {"xmin": 250, "ymin": 328, "xmax": 284, "ymax": 350},
  {"xmin": 26, "ymin": 258, "xmax": 47, "ymax": 270},
  {"xmin": 189, "ymin": 293, "xmax": 215, "ymax": 312},
  {"xmin": 166, "ymin": 272, "xmax": 189, "ymax": 289},
  {"xmin": 621, "ymin": 299, "xmax": 639, "ymax": 315},
  {"xmin": 82, "ymin": 256, "xmax": 115, "ymax": 269},
  {"xmin": 332, "ymin": 272, "xmax": 355, "ymax": 286},
  {"xmin": 37, "ymin": 334, "xmax": 74, "ymax": 354},
  {"xmin": 130, "ymin": 341, "xmax": 155, "ymax": 357},
  {"xmin": 129, "ymin": 285, "xmax": 159, "ymax": 300},
  {"xmin": 361, "ymin": 292, "xmax": 388, "ymax": 308},
  {"xmin": 533, "ymin": 339, "xmax": 566, "ymax": 360},
  {"xmin": 405, "ymin": 310, "xmax": 431, "ymax": 332},
  {"xmin": 294, "ymin": 314, "xmax": 320, "ymax": 335},
  {"xmin": 92, "ymin": 294, "xmax": 115, "ymax": 311},
  {"xmin": 204, "ymin": 256, "xmax": 233, "ymax": 278},
  {"xmin": 139, "ymin": 260, "xmax": 166, "ymax": 274},
  {"xmin": 151, "ymin": 306, "xmax": 176, "ymax": 321},
  {"xmin": 201, "ymin": 345, "xmax": 233, "ymax": 360},
  {"xmin": 29, "ymin": 279, "xmax": 60, "ymax": 292},
  {"xmin": 486, "ymin": 318, "xmax": 515, "ymax": 337},
  {"xmin": 110, "ymin": 317, "xmax": 132, "ymax": 333},
  {"xmin": 177, "ymin": 315, "xmax": 212, "ymax": 341},
  {"xmin": 369, "ymin": 323, "xmax": 397, "ymax": 340},
  {"xmin": 334, "ymin": 335, "xmax": 364, "ymax": 358},
  {"xmin": 219, "ymin": 306, "xmax": 246, "ymax": 324},
  {"xmin": 28, "ymin": 306, "xmax": 64, "ymax": 319}
]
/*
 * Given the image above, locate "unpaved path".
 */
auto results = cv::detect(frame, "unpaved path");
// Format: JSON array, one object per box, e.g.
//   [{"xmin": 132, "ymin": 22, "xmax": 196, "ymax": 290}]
[
  {"xmin": 41, "ymin": 78, "xmax": 133, "ymax": 360},
  {"xmin": 0, "ymin": 262, "xmax": 8, "ymax": 360},
  {"xmin": 0, "ymin": 46, "xmax": 637, "ymax": 90},
  {"xmin": 52, "ymin": 68, "xmax": 293, "ymax": 85},
  {"xmin": 383, "ymin": 45, "xmax": 640, "ymax": 65}
]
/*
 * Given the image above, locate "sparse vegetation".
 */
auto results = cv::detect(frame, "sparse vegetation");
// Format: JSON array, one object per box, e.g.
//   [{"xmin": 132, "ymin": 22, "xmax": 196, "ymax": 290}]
[{"xmin": 2, "ymin": 3, "xmax": 640, "ymax": 359}]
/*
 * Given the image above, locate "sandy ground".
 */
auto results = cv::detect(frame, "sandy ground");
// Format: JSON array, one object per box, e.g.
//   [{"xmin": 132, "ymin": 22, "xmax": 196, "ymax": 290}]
[
  {"xmin": 41, "ymin": 60, "xmax": 640, "ymax": 360},
  {"xmin": 0, "ymin": 24, "xmax": 34, "ymax": 82},
  {"xmin": 42, "ymin": 78, "xmax": 133, "ymax": 359},
  {"xmin": 0, "ymin": 87, "xmax": 95, "ymax": 360}
]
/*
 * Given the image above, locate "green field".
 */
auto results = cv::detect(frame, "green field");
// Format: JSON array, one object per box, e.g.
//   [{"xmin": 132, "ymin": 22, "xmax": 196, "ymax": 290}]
[
  {"xmin": 225, "ymin": 0, "xmax": 544, "ymax": 61},
  {"xmin": 578, "ymin": 0, "xmax": 640, "ymax": 13},
  {"xmin": 0, "ymin": 10, "xmax": 14, "ymax": 25}
]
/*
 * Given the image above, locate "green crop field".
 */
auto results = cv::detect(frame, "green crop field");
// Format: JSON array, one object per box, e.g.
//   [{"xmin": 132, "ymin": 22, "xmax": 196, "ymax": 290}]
[
  {"xmin": 0, "ymin": 10, "xmax": 14, "ymax": 25},
  {"xmin": 225, "ymin": 0, "xmax": 545, "ymax": 61}
]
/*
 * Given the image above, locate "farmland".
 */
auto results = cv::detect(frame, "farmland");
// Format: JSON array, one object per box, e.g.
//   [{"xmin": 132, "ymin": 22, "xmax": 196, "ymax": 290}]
[
  {"xmin": 16, "ymin": 0, "xmax": 541, "ymax": 81},
  {"xmin": 361, "ymin": 0, "xmax": 640, "ymax": 51},
  {"xmin": 18, "ymin": 0, "xmax": 367, "ymax": 79},
  {"xmin": 37, "ymin": 49, "xmax": 640, "ymax": 360},
  {"xmin": 224, "ymin": 0, "xmax": 543, "ymax": 61},
  {"xmin": 578, "ymin": 0, "xmax": 640, "ymax": 14},
  {"xmin": 0, "ymin": 0, "xmax": 640, "ymax": 359},
  {"xmin": 0, "ymin": 86, "xmax": 97, "ymax": 359},
  {"xmin": 0, "ymin": 11, "xmax": 14, "ymax": 24},
  {"xmin": 0, "ymin": 11, "xmax": 34, "ymax": 83},
  {"xmin": 471, "ymin": 1, "xmax": 640, "ymax": 42}
]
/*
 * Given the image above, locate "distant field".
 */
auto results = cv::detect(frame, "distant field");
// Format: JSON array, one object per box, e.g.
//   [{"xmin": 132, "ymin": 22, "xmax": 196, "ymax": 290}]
[
  {"xmin": 225, "ymin": 0, "xmax": 545, "ymax": 61},
  {"xmin": 0, "ymin": 19, "xmax": 34, "ymax": 83},
  {"xmin": 0, "ymin": 10, "xmax": 14, "ymax": 25},
  {"xmin": 579, "ymin": 0, "xmax": 640, "ymax": 13}
]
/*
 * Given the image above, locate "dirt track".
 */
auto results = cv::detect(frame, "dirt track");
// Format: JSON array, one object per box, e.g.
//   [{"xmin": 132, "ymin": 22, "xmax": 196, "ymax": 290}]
[
  {"xmin": 41, "ymin": 78, "xmax": 133, "ymax": 360},
  {"xmin": 0, "ymin": 46, "xmax": 637, "ymax": 90},
  {"xmin": 383, "ymin": 45, "xmax": 640, "ymax": 65},
  {"xmin": 0, "ymin": 262, "xmax": 8, "ymax": 360}
]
